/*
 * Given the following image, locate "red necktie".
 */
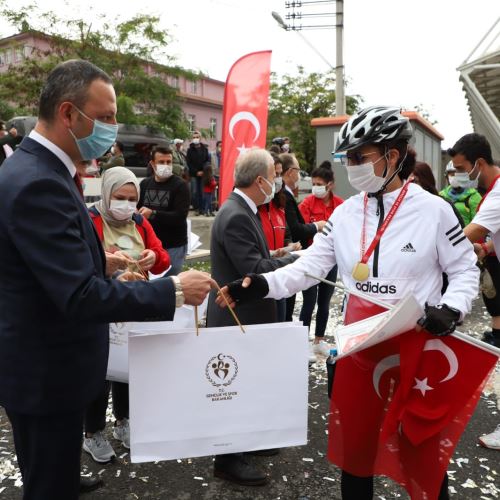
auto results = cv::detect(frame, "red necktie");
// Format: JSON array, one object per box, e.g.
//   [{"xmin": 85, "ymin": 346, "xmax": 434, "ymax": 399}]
[{"xmin": 73, "ymin": 174, "xmax": 84, "ymax": 199}]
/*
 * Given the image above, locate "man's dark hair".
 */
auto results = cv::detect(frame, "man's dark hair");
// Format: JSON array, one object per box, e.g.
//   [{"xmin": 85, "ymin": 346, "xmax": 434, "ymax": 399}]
[
  {"xmin": 318, "ymin": 160, "xmax": 332, "ymax": 170},
  {"xmin": 114, "ymin": 140, "xmax": 124, "ymax": 153},
  {"xmin": 151, "ymin": 146, "xmax": 173, "ymax": 161},
  {"xmin": 447, "ymin": 133, "xmax": 493, "ymax": 165},
  {"xmin": 39, "ymin": 60, "xmax": 112, "ymax": 122},
  {"xmin": 311, "ymin": 167, "xmax": 334, "ymax": 183},
  {"xmin": 216, "ymin": 140, "xmax": 222, "ymax": 147}
]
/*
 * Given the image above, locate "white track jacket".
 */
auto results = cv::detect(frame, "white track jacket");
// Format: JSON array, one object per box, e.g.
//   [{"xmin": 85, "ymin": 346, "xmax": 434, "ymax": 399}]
[{"xmin": 264, "ymin": 183, "xmax": 479, "ymax": 315}]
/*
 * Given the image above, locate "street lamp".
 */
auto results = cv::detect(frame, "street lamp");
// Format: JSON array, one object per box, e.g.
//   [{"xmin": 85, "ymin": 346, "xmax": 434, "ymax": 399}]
[{"xmin": 271, "ymin": 9, "xmax": 346, "ymax": 116}]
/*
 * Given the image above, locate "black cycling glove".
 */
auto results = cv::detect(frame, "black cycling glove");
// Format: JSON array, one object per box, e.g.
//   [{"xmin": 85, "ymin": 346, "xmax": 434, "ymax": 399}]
[
  {"xmin": 417, "ymin": 303, "xmax": 461, "ymax": 336},
  {"xmin": 226, "ymin": 273, "xmax": 269, "ymax": 302}
]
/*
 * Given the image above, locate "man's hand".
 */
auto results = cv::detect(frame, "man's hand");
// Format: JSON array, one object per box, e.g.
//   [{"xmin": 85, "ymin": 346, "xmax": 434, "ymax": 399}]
[
  {"xmin": 215, "ymin": 274, "xmax": 269, "ymax": 308},
  {"xmin": 138, "ymin": 207, "xmax": 153, "ymax": 219},
  {"xmin": 8, "ymin": 126, "xmax": 17, "ymax": 137},
  {"xmin": 416, "ymin": 303, "xmax": 461, "ymax": 336},
  {"xmin": 177, "ymin": 270, "xmax": 217, "ymax": 306},
  {"xmin": 473, "ymin": 243, "xmax": 487, "ymax": 261},
  {"xmin": 137, "ymin": 249, "xmax": 156, "ymax": 271},
  {"xmin": 105, "ymin": 252, "xmax": 130, "ymax": 277},
  {"xmin": 315, "ymin": 220, "xmax": 327, "ymax": 232},
  {"xmin": 196, "ymin": 171, "xmax": 203, "ymax": 177}
]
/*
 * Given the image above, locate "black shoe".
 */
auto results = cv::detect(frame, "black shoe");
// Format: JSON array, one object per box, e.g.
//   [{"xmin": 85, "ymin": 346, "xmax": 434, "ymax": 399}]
[
  {"xmin": 483, "ymin": 330, "xmax": 500, "ymax": 347},
  {"xmin": 245, "ymin": 448, "xmax": 280, "ymax": 457},
  {"xmin": 214, "ymin": 455, "xmax": 269, "ymax": 486},
  {"xmin": 79, "ymin": 475, "xmax": 103, "ymax": 494}
]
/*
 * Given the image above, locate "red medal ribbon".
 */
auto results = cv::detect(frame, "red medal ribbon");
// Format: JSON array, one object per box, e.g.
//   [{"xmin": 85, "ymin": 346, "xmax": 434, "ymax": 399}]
[{"xmin": 359, "ymin": 179, "xmax": 412, "ymax": 264}]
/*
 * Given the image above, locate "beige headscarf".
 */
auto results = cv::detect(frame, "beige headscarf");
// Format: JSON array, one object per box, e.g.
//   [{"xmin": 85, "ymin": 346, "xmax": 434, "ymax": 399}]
[{"xmin": 94, "ymin": 167, "xmax": 145, "ymax": 258}]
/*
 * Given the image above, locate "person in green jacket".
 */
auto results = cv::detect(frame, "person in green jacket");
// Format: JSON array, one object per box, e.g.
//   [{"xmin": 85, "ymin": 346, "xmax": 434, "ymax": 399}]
[{"xmin": 439, "ymin": 161, "xmax": 482, "ymax": 225}]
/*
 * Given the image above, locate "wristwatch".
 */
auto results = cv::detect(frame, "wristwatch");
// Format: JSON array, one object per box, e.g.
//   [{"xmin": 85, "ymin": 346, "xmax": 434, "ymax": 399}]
[{"xmin": 171, "ymin": 275, "xmax": 185, "ymax": 308}]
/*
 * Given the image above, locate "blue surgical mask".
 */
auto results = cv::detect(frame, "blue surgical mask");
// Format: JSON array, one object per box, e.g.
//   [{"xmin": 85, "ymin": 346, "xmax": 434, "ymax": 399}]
[{"xmin": 69, "ymin": 106, "xmax": 119, "ymax": 160}]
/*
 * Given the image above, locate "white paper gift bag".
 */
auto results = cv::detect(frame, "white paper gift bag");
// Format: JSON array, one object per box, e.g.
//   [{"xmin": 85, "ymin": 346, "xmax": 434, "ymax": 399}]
[
  {"xmin": 106, "ymin": 299, "xmax": 208, "ymax": 383},
  {"xmin": 128, "ymin": 322, "xmax": 309, "ymax": 463}
]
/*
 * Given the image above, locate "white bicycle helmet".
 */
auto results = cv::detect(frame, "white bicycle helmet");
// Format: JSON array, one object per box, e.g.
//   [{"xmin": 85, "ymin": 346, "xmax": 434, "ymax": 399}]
[{"xmin": 335, "ymin": 105, "xmax": 413, "ymax": 153}]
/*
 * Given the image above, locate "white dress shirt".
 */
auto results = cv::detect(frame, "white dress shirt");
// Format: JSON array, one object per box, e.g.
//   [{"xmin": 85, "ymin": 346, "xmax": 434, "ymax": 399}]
[{"xmin": 233, "ymin": 188, "xmax": 257, "ymax": 215}]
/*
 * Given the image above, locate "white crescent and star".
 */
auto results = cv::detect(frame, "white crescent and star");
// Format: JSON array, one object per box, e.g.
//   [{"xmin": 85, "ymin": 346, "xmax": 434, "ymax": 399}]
[
  {"xmin": 372, "ymin": 339, "xmax": 459, "ymax": 399},
  {"xmin": 228, "ymin": 111, "xmax": 261, "ymax": 154}
]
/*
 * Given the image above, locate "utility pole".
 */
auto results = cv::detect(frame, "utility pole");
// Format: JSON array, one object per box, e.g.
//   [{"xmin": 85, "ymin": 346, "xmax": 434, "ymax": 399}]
[
  {"xmin": 272, "ymin": 1, "xmax": 346, "ymax": 116},
  {"xmin": 335, "ymin": 0, "xmax": 345, "ymax": 115}
]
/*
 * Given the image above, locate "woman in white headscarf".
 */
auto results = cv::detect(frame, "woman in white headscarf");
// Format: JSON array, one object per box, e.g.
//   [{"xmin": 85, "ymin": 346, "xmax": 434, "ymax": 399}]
[
  {"xmin": 90, "ymin": 166, "xmax": 170, "ymax": 276},
  {"xmin": 82, "ymin": 167, "xmax": 170, "ymax": 464}
]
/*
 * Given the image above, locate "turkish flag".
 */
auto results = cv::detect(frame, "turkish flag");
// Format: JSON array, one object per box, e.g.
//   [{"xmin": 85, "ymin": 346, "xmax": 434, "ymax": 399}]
[
  {"xmin": 329, "ymin": 295, "xmax": 498, "ymax": 499},
  {"xmin": 219, "ymin": 51, "xmax": 272, "ymax": 205}
]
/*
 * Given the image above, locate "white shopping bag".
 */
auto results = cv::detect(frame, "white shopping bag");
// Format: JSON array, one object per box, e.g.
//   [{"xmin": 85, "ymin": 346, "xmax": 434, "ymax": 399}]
[
  {"xmin": 106, "ymin": 298, "xmax": 208, "ymax": 383},
  {"xmin": 128, "ymin": 322, "xmax": 309, "ymax": 463}
]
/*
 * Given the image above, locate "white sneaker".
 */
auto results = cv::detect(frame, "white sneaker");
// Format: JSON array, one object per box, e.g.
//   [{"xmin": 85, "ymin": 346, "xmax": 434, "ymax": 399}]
[
  {"xmin": 308, "ymin": 343, "xmax": 317, "ymax": 364},
  {"xmin": 313, "ymin": 340, "xmax": 332, "ymax": 357},
  {"xmin": 479, "ymin": 424, "xmax": 500, "ymax": 450},
  {"xmin": 83, "ymin": 431, "xmax": 116, "ymax": 463},
  {"xmin": 113, "ymin": 419, "xmax": 130, "ymax": 449}
]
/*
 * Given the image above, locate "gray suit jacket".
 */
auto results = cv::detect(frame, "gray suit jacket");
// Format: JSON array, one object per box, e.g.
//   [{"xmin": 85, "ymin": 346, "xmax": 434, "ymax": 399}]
[{"xmin": 207, "ymin": 192, "xmax": 296, "ymax": 327}]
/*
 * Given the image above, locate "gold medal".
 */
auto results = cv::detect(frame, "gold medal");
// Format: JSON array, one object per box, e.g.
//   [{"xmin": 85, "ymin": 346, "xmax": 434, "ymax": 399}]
[{"xmin": 352, "ymin": 261, "xmax": 370, "ymax": 282}]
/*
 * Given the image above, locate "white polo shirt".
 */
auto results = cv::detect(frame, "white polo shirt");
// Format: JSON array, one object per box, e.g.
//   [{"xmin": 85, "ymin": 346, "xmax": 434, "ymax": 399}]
[{"xmin": 472, "ymin": 177, "xmax": 500, "ymax": 261}]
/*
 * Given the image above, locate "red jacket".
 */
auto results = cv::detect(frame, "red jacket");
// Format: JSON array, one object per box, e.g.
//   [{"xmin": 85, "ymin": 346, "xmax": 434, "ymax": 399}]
[
  {"xmin": 258, "ymin": 202, "xmax": 286, "ymax": 251},
  {"xmin": 203, "ymin": 178, "xmax": 217, "ymax": 193},
  {"xmin": 299, "ymin": 193, "xmax": 344, "ymax": 223},
  {"xmin": 89, "ymin": 209, "xmax": 170, "ymax": 275}
]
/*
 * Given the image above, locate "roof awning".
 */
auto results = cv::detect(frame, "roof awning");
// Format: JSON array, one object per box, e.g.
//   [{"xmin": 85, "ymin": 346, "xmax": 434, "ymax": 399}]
[{"xmin": 458, "ymin": 18, "xmax": 500, "ymax": 159}]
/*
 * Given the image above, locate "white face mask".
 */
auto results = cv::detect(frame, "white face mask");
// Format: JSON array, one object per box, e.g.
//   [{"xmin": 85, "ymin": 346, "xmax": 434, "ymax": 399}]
[
  {"xmin": 312, "ymin": 185, "xmax": 328, "ymax": 198},
  {"xmin": 452, "ymin": 162, "xmax": 479, "ymax": 190},
  {"xmin": 192, "ymin": 138, "xmax": 200, "ymax": 145},
  {"xmin": 109, "ymin": 200, "xmax": 137, "ymax": 221},
  {"xmin": 258, "ymin": 177, "xmax": 276, "ymax": 205},
  {"xmin": 274, "ymin": 177, "xmax": 283, "ymax": 191},
  {"xmin": 282, "ymin": 143, "xmax": 290, "ymax": 152},
  {"xmin": 155, "ymin": 164, "xmax": 173, "ymax": 179},
  {"xmin": 347, "ymin": 162, "xmax": 386, "ymax": 193}
]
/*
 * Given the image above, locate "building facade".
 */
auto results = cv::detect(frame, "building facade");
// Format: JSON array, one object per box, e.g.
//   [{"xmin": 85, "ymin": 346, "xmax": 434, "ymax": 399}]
[{"xmin": 0, "ymin": 32, "xmax": 224, "ymax": 147}]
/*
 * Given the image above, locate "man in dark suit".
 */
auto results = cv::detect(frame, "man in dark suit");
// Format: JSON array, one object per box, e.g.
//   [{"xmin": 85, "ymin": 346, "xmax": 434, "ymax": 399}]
[
  {"xmin": 0, "ymin": 60, "xmax": 214, "ymax": 500},
  {"xmin": 207, "ymin": 148, "xmax": 296, "ymax": 486},
  {"xmin": 280, "ymin": 153, "xmax": 327, "ymax": 323}
]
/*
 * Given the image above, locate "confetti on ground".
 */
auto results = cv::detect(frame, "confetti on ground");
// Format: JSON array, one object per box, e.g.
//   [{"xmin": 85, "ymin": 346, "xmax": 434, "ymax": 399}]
[
  {"xmin": 282, "ymin": 475, "xmax": 287, "ymax": 482},
  {"xmin": 462, "ymin": 478, "xmax": 478, "ymax": 488},
  {"xmin": 302, "ymin": 458, "xmax": 314, "ymax": 462},
  {"xmin": 194, "ymin": 476, "xmax": 204, "ymax": 480},
  {"xmin": 323, "ymin": 476, "xmax": 335, "ymax": 482}
]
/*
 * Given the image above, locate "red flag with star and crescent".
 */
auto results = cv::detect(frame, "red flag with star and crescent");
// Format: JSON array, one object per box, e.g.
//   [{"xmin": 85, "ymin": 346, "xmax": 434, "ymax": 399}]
[
  {"xmin": 219, "ymin": 50, "xmax": 272, "ymax": 205},
  {"xmin": 329, "ymin": 296, "xmax": 498, "ymax": 499}
]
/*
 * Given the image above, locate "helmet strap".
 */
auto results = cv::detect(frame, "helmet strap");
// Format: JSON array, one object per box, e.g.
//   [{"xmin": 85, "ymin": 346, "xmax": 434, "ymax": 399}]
[{"xmin": 372, "ymin": 144, "xmax": 409, "ymax": 196}]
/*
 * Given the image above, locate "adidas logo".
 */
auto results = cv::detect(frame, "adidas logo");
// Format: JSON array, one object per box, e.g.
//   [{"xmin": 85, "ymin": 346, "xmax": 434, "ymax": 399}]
[{"xmin": 401, "ymin": 242, "xmax": 416, "ymax": 253}]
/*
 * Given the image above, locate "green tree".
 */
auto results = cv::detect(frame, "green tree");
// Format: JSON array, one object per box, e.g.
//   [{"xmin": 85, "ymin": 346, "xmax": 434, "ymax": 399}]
[
  {"xmin": 268, "ymin": 66, "xmax": 361, "ymax": 170},
  {"xmin": 0, "ymin": 3, "xmax": 196, "ymax": 137}
]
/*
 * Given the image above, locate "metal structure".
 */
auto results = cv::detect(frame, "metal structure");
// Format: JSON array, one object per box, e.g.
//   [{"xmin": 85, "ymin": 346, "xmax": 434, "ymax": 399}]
[
  {"xmin": 272, "ymin": 0, "xmax": 345, "ymax": 115},
  {"xmin": 458, "ymin": 17, "xmax": 500, "ymax": 159}
]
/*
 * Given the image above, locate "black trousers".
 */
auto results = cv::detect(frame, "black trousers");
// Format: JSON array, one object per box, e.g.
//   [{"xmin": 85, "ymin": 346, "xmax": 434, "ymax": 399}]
[
  {"xmin": 341, "ymin": 470, "xmax": 449, "ymax": 500},
  {"xmin": 5, "ymin": 407, "xmax": 83, "ymax": 500},
  {"xmin": 85, "ymin": 381, "xmax": 129, "ymax": 434}
]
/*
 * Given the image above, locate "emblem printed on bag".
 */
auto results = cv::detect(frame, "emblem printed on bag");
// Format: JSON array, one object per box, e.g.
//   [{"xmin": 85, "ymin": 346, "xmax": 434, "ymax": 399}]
[{"xmin": 205, "ymin": 353, "xmax": 239, "ymax": 402}]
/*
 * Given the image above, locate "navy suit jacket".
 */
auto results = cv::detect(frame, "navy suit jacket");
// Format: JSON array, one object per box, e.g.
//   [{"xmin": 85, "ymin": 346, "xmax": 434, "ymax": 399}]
[{"xmin": 0, "ymin": 137, "xmax": 176, "ymax": 415}]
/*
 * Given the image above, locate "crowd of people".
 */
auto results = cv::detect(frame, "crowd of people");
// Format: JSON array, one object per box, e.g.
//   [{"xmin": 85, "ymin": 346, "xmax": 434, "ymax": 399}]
[{"xmin": 0, "ymin": 60, "xmax": 499, "ymax": 500}]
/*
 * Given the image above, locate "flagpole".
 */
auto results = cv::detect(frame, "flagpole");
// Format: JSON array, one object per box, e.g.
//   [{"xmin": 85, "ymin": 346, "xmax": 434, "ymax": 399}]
[{"xmin": 304, "ymin": 272, "xmax": 500, "ymax": 358}]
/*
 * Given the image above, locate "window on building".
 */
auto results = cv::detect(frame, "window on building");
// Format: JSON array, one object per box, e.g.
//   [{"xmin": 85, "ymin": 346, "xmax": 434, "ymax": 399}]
[
  {"xmin": 187, "ymin": 114, "xmax": 196, "ymax": 133},
  {"xmin": 14, "ymin": 46, "xmax": 23, "ymax": 63},
  {"xmin": 209, "ymin": 118, "xmax": 217, "ymax": 138},
  {"xmin": 171, "ymin": 76, "xmax": 179, "ymax": 89},
  {"xmin": 23, "ymin": 45, "xmax": 32, "ymax": 59},
  {"xmin": 190, "ymin": 80, "xmax": 197, "ymax": 94},
  {"xmin": 4, "ymin": 49, "xmax": 11, "ymax": 65},
  {"xmin": 0, "ymin": 52, "xmax": 4, "ymax": 66}
]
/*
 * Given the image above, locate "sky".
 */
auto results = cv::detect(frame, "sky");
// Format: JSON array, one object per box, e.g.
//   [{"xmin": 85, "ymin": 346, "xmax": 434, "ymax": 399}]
[{"xmin": 1, "ymin": 0, "xmax": 499, "ymax": 147}]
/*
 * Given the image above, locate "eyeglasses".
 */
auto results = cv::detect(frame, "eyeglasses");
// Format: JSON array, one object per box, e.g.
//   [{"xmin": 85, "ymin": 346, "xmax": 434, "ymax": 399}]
[{"xmin": 342, "ymin": 151, "xmax": 378, "ymax": 166}]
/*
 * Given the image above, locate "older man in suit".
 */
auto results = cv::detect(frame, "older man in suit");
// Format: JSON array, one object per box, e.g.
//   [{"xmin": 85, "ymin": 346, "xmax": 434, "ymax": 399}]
[
  {"xmin": 0, "ymin": 60, "xmax": 214, "ymax": 500},
  {"xmin": 207, "ymin": 148, "xmax": 296, "ymax": 486}
]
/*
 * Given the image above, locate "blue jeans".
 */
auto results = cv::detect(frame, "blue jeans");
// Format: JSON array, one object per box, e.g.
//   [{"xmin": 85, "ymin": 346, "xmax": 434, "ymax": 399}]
[
  {"xmin": 299, "ymin": 266, "xmax": 338, "ymax": 338},
  {"xmin": 202, "ymin": 192, "xmax": 213, "ymax": 214},
  {"xmin": 165, "ymin": 244, "xmax": 187, "ymax": 276}
]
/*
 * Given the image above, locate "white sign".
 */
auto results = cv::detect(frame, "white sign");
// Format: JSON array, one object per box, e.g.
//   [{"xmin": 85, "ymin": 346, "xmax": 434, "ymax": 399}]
[
  {"xmin": 335, "ymin": 293, "xmax": 423, "ymax": 357},
  {"xmin": 128, "ymin": 322, "xmax": 309, "ymax": 462}
]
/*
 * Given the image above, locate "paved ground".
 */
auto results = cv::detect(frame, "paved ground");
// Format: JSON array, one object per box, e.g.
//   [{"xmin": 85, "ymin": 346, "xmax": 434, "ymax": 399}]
[{"xmin": 0, "ymin": 290, "xmax": 499, "ymax": 499}]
